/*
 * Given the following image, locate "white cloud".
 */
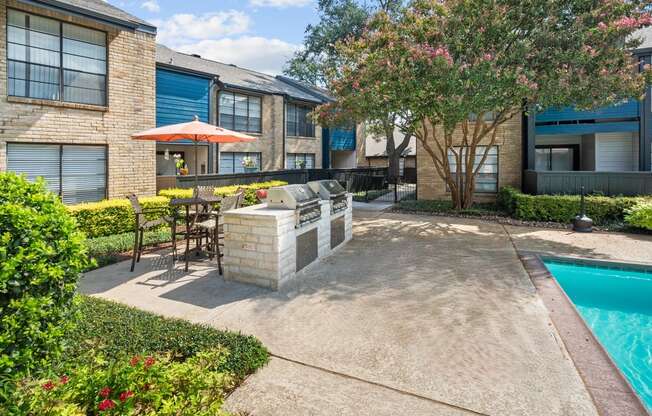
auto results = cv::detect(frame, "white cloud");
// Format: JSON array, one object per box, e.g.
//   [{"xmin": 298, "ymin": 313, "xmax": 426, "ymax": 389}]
[
  {"xmin": 175, "ymin": 37, "xmax": 300, "ymax": 75},
  {"xmin": 152, "ymin": 11, "xmax": 251, "ymax": 46},
  {"xmin": 249, "ymin": 0, "xmax": 312, "ymax": 8},
  {"xmin": 141, "ymin": 0, "xmax": 160, "ymax": 13}
]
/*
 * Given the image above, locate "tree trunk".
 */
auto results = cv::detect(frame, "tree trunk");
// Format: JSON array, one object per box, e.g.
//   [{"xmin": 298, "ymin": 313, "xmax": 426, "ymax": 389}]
[{"xmin": 387, "ymin": 152, "xmax": 401, "ymax": 184}]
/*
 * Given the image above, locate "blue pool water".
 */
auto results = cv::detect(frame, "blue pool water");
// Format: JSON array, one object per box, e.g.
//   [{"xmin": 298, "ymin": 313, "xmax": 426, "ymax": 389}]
[{"xmin": 544, "ymin": 260, "xmax": 652, "ymax": 411}]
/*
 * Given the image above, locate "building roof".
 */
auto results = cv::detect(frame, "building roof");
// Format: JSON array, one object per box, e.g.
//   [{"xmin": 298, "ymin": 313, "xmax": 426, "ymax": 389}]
[
  {"xmin": 156, "ymin": 44, "xmax": 327, "ymax": 103},
  {"xmin": 275, "ymin": 76, "xmax": 335, "ymax": 102},
  {"xmin": 21, "ymin": 0, "xmax": 155, "ymax": 33},
  {"xmin": 633, "ymin": 26, "xmax": 652, "ymax": 52}
]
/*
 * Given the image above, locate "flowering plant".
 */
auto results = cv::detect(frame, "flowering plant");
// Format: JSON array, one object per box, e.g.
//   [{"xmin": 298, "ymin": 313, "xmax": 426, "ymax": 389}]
[
  {"xmin": 13, "ymin": 348, "xmax": 233, "ymax": 415},
  {"xmin": 241, "ymin": 156, "xmax": 257, "ymax": 169},
  {"xmin": 173, "ymin": 154, "xmax": 185, "ymax": 170}
]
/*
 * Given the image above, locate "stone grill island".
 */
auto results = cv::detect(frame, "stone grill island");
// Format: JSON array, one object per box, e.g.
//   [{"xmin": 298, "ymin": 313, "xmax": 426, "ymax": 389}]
[{"xmin": 223, "ymin": 183, "xmax": 353, "ymax": 290}]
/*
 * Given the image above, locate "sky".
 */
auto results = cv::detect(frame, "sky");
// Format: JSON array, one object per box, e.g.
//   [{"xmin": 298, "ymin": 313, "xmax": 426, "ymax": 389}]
[{"xmin": 108, "ymin": 0, "xmax": 320, "ymax": 75}]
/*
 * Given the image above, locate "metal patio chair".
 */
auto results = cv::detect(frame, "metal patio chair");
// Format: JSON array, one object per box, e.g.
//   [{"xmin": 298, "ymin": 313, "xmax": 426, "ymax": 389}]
[{"xmin": 127, "ymin": 194, "xmax": 175, "ymax": 272}]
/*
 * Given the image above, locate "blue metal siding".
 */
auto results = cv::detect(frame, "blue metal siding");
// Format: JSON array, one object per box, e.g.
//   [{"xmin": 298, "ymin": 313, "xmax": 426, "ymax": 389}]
[
  {"xmin": 536, "ymin": 100, "xmax": 639, "ymax": 123},
  {"xmin": 535, "ymin": 121, "xmax": 640, "ymax": 135},
  {"xmin": 329, "ymin": 128, "xmax": 356, "ymax": 151},
  {"xmin": 156, "ymin": 68, "xmax": 210, "ymax": 127}
]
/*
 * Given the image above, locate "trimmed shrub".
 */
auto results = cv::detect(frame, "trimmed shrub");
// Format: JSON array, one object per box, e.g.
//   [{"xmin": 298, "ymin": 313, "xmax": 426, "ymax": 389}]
[
  {"xmin": 63, "ymin": 296, "xmax": 269, "ymax": 380},
  {"xmin": 0, "ymin": 173, "xmax": 89, "ymax": 383},
  {"xmin": 625, "ymin": 202, "xmax": 652, "ymax": 230},
  {"xmin": 67, "ymin": 197, "xmax": 170, "ymax": 238},
  {"xmin": 398, "ymin": 199, "xmax": 502, "ymax": 216},
  {"xmin": 159, "ymin": 180, "xmax": 288, "ymax": 207},
  {"xmin": 497, "ymin": 186, "xmax": 640, "ymax": 225}
]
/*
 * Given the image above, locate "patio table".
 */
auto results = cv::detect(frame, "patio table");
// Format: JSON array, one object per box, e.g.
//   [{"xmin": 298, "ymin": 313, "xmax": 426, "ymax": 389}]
[{"xmin": 169, "ymin": 196, "xmax": 223, "ymax": 269}]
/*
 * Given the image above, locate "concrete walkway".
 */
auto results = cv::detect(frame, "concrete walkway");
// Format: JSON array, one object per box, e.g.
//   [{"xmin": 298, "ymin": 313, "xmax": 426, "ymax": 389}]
[{"xmin": 81, "ymin": 212, "xmax": 610, "ymax": 416}]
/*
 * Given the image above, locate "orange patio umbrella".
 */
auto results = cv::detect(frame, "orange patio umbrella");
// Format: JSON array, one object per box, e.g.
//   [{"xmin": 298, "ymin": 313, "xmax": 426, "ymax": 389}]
[{"xmin": 132, "ymin": 115, "xmax": 256, "ymax": 189}]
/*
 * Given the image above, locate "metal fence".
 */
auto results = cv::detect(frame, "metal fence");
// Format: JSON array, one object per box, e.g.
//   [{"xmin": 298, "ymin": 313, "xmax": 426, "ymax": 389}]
[
  {"xmin": 523, "ymin": 170, "xmax": 652, "ymax": 196},
  {"xmin": 160, "ymin": 166, "xmax": 417, "ymax": 203}
]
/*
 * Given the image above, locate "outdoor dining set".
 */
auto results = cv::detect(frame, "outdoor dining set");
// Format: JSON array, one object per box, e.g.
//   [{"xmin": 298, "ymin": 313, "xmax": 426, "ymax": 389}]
[{"xmin": 127, "ymin": 187, "xmax": 246, "ymax": 274}]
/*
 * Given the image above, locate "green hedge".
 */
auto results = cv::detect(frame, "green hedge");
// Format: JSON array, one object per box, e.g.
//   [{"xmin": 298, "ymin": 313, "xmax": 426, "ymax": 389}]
[
  {"xmin": 0, "ymin": 173, "xmax": 89, "ymax": 386},
  {"xmin": 625, "ymin": 202, "xmax": 652, "ymax": 230},
  {"xmin": 67, "ymin": 196, "xmax": 170, "ymax": 239},
  {"xmin": 68, "ymin": 181, "xmax": 287, "ymax": 239},
  {"xmin": 159, "ymin": 180, "xmax": 287, "ymax": 207},
  {"xmin": 497, "ymin": 186, "xmax": 640, "ymax": 225},
  {"xmin": 84, "ymin": 230, "xmax": 174, "ymax": 270},
  {"xmin": 63, "ymin": 296, "xmax": 269, "ymax": 380}
]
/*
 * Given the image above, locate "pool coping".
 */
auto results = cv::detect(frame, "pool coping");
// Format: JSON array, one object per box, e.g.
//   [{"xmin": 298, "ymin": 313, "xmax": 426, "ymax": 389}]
[{"xmin": 519, "ymin": 251, "xmax": 651, "ymax": 416}]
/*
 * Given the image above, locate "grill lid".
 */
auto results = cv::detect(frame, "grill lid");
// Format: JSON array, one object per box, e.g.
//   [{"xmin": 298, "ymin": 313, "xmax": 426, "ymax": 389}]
[
  {"xmin": 267, "ymin": 184, "xmax": 320, "ymax": 209},
  {"xmin": 307, "ymin": 180, "xmax": 346, "ymax": 199}
]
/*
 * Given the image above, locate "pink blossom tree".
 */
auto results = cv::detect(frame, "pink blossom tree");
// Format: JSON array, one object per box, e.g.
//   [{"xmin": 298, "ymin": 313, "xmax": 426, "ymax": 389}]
[{"xmin": 319, "ymin": 0, "xmax": 652, "ymax": 209}]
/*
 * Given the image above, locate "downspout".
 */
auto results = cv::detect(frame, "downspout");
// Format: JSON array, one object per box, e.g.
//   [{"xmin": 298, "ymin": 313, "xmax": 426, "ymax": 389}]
[
  {"xmin": 208, "ymin": 76, "xmax": 222, "ymax": 173},
  {"xmin": 282, "ymin": 94, "xmax": 287, "ymax": 170}
]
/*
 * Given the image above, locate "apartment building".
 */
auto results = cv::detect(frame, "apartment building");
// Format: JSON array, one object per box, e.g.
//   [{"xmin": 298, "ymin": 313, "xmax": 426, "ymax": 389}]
[
  {"xmin": 155, "ymin": 45, "xmax": 360, "ymax": 189},
  {"xmin": 0, "ymin": 0, "xmax": 157, "ymax": 203}
]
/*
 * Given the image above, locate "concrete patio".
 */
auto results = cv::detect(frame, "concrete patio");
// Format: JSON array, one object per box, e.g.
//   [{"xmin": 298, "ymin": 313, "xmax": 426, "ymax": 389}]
[{"xmin": 80, "ymin": 211, "xmax": 652, "ymax": 416}]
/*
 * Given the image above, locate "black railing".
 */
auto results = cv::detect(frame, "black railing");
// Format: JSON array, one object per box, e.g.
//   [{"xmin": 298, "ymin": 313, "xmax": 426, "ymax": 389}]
[
  {"xmin": 524, "ymin": 170, "xmax": 652, "ymax": 196},
  {"xmin": 170, "ymin": 168, "xmax": 389, "ymax": 189}
]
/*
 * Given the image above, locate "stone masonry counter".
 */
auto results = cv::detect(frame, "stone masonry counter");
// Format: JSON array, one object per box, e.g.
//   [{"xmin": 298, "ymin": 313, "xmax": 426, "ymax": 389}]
[{"xmin": 223, "ymin": 194, "xmax": 353, "ymax": 290}]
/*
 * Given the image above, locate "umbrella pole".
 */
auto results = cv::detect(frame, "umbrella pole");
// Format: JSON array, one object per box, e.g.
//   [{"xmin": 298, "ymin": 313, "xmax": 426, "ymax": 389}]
[{"xmin": 194, "ymin": 137, "xmax": 198, "ymax": 190}]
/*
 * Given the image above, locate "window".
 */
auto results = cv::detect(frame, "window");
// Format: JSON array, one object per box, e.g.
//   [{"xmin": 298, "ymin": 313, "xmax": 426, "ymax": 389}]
[
  {"xmin": 219, "ymin": 92, "xmax": 262, "ymax": 133},
  {"xmin": 469, "ymin": 112, "xmax": 495, "ymax": 122},
  {"xmin": 7, "ymin": 143, "xmax": 107, "ymax": 204},
  {"xmin": 535, "ymin": 145, "xmax": 579, "ymax": 171},
  {"xmin": 287, "ymin": 153, "xmax": 315, "ymax": 169},
  {"xmin": 7, "ymin": 9, "xmax": 107, "ymax": 106},
  {"xmin": 448, "ymin": 146, "xmax": 498, "ymax": 193},
  {"xmin": 219, "ymin": 152, "xmax": 262, "ymax": 174},
  {"xmin": 287, "ymin": 103, "xmax": 315, "ymax": 137}
]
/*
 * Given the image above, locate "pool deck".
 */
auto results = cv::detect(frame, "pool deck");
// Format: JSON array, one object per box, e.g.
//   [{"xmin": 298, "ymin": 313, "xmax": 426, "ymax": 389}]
[{"xmin": 80, "ymin": 212, "xmax": 652, "ymax": 415}]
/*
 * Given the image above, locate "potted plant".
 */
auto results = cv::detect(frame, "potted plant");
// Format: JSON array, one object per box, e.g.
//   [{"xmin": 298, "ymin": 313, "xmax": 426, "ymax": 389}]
[
  {"xmin": 173, "ymin": 154, "xmax": 188, "ymax": 176},
  {"xmin": 297, "ymin": 160, "xmax": 307, "ymax": 170},
  {"xmin": 242, "ymin": 156, "xmax": 258, "ymax": 173}
]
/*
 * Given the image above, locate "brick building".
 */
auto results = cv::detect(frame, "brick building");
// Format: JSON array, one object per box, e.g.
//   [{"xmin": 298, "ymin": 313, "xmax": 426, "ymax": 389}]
[{"xmin": 0, "ymin": 0, "xmax": 157, "ymax": 203}]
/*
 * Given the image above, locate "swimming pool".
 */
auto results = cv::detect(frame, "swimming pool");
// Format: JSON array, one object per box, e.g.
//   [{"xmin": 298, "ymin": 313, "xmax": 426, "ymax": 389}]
[{"xmin": 544, "ymin": 259, "xmax": 652, "ymax": 411}]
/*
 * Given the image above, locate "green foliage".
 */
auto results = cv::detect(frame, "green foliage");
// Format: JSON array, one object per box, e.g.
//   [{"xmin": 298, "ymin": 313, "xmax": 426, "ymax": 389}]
[
  {"xmin": 9, "ymin": 349, "xmax": 233, "ymax": 416},
  {"xmin": 68, "ymin": 197, "xmax": 171, "ymax": 239},
  {"xmin": 398, "ymin": 199, "xmax": 502, "ymax": 216},
  {"xmin": 84, "ymin": 230, "xmax": 173, "ymax": 270},
  {"xmin": 0, "ymin": 173, "xmax": 89, "ymax": 385},
  {"xmin": 497, "ymin": 187, "xmax": 640, "ymax": 225},
  {"xmin": 62, "ymin": 297, "xmax": 269, "ymax": 380},
  {"xmin": 159, "ymin": 181, "xmax": 288, "ymax": 207},
  {"xmin": 352, "ymin": 188, "xmax": 391, "ymax": 202},
  {"xmin": 625, "ymin": 202, "xmax": 652, "ymax": 230}
]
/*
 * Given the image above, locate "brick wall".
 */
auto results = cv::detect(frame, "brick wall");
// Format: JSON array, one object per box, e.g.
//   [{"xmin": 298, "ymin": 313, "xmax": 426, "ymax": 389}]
[
  {"xmin": 0, "ymin": 0, "xmax": 157, "ymax": 198},
  {"xmin": 219, "ymin": 93, "xmax": 323, "ymax": 170},
  {"xmin": 416, "ymin": 117, "xmax": 522, "ymax": 201}
]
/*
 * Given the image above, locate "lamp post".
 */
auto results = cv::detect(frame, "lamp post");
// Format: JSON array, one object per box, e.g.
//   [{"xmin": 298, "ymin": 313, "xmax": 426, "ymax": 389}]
[{"xmin": 573, "ymin": 186, "xmax": 593, "ymax": 233}]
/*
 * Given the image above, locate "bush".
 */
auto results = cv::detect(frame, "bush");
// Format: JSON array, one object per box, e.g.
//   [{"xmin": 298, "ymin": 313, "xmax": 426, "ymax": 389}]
[
  {"xmin": 62, "ymin": 297, "xmax": 269, "ymax": 380},
  {"xmin": 625, "ymin": 202, "xmax": 652, "ymax": 230},
  {"xmin": 9, "ymin": 348, "xmax": 233, "ymax": 416},
  {"xmin": 497, "ymin": 186, "xmax": 640, "ymax": 225},
  {"xmin": 0, "ymin": 173, "xmax": 89, "ymax": 384},
  {"xmin": 84, "ymin": 230, "xmax": 174, "ymax": 270},
  {"xmin": 159, "ymin": 180, "xmax": 288, "ymax": 207},
  {"xmin": 398, "ymin": 199, "xmax": 503, "ymax": 216},
  {"xmin": 68, "ymin": 197, "xmax": 170, "ymax": 239}
]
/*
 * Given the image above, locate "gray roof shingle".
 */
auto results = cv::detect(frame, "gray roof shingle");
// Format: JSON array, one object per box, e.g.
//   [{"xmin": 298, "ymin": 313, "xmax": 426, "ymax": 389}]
[
  {"xmin": 26, "ymin": 0, "xmax": 155, "ymax": 32},
  {"xmin": 156, "ymin": 44, "xmax": 326, "ymax": 103}
]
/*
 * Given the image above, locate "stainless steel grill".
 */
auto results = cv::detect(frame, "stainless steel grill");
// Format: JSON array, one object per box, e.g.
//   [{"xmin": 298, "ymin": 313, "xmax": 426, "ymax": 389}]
[
  {"xmin": 308, "ymin": 180, "xmax": 348, "ymax": 214},
  {"xmin": 267, "ymin": 184, "xmax": 322, "ymax": 228}
]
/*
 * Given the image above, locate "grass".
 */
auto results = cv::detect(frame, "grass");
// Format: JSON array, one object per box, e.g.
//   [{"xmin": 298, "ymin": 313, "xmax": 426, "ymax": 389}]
[
  {"xmin": 353, "ymin": 188, "xmax": 392, "ymax": 202},
  {"xmin": 84, "ymin": 230, "xmax": 173, "ymax": 270},
  {"xmin": 397, "ymin": 199, "xmax": 506, "ymax": 217},
  {"xmin": 62, "ymin": 296, "xmax": 269, "ymax": 381}
]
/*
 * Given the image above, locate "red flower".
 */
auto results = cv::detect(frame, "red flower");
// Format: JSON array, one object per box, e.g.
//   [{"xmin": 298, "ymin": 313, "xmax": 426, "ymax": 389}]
[
  {"xmin": 119, "ymin": 390, "xmax": 134, "ymax": 402},
  {"xmin": 99, "ymin": 386, "xmax": 112, "ymax": 398},
  {"xmin": 98, "ymin": 399, "xmax": 116, "ymax": 411},
  {"xmin": 42, "ymin": 380, "xmax": 55, "ymax": 391},
  {"xmin": 129, "ymin": 356, "xmax": 140, "ymax": 367},
  {"xmin": 142, "ymin": 383, "xmax": 151, "ymax": 391},
  {"xmin": 59, "ymin": 375, "xmax": 69, "ymax": 385},
  {"xmin": 144, "ymin": 356, "xmax": 155, "ymax": 368}
]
